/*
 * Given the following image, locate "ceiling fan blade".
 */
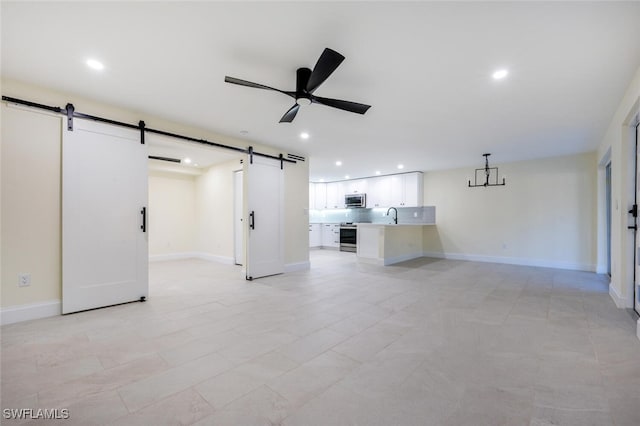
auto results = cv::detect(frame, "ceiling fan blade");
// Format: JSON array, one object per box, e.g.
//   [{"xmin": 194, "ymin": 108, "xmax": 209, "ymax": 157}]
[
  {"xmin": 306, "ymin": 48, "xmax": 345, "ymax": 93},
  {"xmin": 311, "ymin": 95, "xmax": 371, "ymax": 115},
  {"xmin": 224, "ymin": 76, "xmax": 295, "ymax": 98},
  {"xmin": 279, "ymin": 104, "xmax": 300, "ymax": 123}
]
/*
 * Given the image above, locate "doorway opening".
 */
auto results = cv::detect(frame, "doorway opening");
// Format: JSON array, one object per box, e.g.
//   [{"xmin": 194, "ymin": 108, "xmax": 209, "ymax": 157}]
[
  {"xmin": 147, "ymin": 133, "xmax": 244, "ymax": 267},
  {"xmin": 234, "ymin": 170, "xmax": 244, "ymax": 265},
  {"xmin": 633, "ymin": 118, "xmax": 639, "ymax": 315}
]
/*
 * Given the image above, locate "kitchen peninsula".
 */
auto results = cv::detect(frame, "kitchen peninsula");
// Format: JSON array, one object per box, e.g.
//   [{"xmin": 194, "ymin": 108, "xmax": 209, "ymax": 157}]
[{"xmin": 357, "ymin": 222, "xmax": 434, "ymax": 265}]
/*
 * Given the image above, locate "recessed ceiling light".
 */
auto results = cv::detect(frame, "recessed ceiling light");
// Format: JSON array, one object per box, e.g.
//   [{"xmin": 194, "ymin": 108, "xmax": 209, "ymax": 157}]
[
  {"xmin": 183, "ymin": 158, "xmax": 192, "ymax": 164},
  {"xmin": 86, "ymin": 59, "xmax": 104, "ymax": 71},
  {"xmin": 194, "ymin": 163, "xmax": 199, "ymax": 167},
  {"xmin": 492, "ymin": 69, "xmax": 508, "ymax": 80},
  {"xmin": 335, "ymin": 161, "xmax": 342, "ymax": 166},
  {"xmin": 300, "ymin": 132, "xmax": 310, "ymax": 140},
  {"xmin": 397, "ymin": 164, "xmax": 404, "ymax": 169},
  {"xmin": 345, "ymin": 175, "xmax": 350, "ymax": 179},
  {"xmin": 375, "ymin": 171, "xmax": 381, "ymax": 175}
]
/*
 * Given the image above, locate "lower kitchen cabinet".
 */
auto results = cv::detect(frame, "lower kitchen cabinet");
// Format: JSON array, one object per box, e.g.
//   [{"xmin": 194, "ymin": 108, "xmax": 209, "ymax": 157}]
[
  {"xmin": 310, "ymin": 223, "xmax": 340, "ymax": 248},
  {"xmin": 321, "ymin": 223, "xmax": 340, "ymax": 248},
  {"xmin": 309, "ymin": 224, "xmax": 321, "ymax": 248}
]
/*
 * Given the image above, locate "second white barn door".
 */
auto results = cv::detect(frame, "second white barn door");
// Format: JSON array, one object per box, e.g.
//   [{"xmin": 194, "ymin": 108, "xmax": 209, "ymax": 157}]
[
  {"xmin": 62, "ymin": 118, "xmax": 148, "ymax": 314},
  {"xmin": 635, "ymin": 122, "xmax": 640, "ymax": 315},
  {"xmin": 245, "ymin": 155, "xmax": 284, "ymax": 280}
]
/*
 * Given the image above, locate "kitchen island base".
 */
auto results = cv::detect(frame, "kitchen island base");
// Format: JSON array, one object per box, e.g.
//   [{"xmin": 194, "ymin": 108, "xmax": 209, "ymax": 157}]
[{"xmin": 357, "ymin": 224, "xmax": 432, "ymax": 266}]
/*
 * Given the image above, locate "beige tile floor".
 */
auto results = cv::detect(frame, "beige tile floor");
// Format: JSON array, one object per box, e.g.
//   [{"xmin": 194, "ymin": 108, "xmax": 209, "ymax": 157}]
[{"xmin": 2, "ymin": 250, "xmax": 640, "ymax": 425}]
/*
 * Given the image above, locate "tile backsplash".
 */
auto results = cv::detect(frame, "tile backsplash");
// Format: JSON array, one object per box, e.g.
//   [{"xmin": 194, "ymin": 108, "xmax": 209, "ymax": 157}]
[{"xmin": 309, "ymin": 206, "xmax": 435, "ymax": 225}]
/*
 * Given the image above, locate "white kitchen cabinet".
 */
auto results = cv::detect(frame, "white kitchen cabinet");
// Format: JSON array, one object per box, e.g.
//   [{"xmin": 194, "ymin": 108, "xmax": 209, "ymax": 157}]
[
  {"xmin": 309, "ymin": 223, "xmax": 321, "ymax": 247},
  {"xmin": 389, "ymin": 172, "xmax": 423, "ymax": 207},
  {"xmin": 309, "ymin": 183, "xmax": 316, "ymax": 210},
  {"xmin": 325, "ymin": 182, "xmax": 345, "ymax": 209},
  {"xmin": 345, "ymin": 179, "xmax": 367, "ymax": 195},
  {"xmin": 321, "ymin": 223, "xmax": 340, "ymax": 247},
  {"xmin": 367, "ymin": 176, "xmax": 391, "ymax": 208},
  {"xmin": 313, "ymin": 182, "xmax": 327, "ymax": 209},
  {"xmin": 403, "ymin": 173, "xmax": 423, "ymax": 206},
  {"xmin": 309, "ymin": 172, "xmax": 423, "ymax": 210}
]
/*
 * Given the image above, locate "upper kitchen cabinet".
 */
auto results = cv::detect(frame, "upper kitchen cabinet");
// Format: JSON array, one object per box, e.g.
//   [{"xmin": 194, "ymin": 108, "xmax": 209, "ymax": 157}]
[
  {"xmin": 325, "ymin": 182, "xmax": 345, "ymax": 209},
  {"xmin": 389, "ymin": 172, "xmax": 423, "ymax": 207},
  {"xmin": 309, "ymin": 183, "xmax": 316, "ymax": 210},
  {"xmin": 309, "ymin": 182, "xmax": 327, "ymax": 210},
  {"xmin": 310, "ymin": 172, "xmax": 423, "ymax": 210},
  {"xmin": 367, "ymin": 176, "xmax": 391, "ymax": 208},
  {"xmin": 344, "ymin": 179, "xmax": 367, "ymax": 195}
]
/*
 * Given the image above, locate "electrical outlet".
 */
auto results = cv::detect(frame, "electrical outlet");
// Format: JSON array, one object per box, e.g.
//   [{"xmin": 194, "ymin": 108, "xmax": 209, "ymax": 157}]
[
  {"xmin": 18, "ymin": 273, "xmax": 31, "ymax": 287},
  {"xmin": 413, "ymin": 212, "xmax": 418, "ymax": 218}
]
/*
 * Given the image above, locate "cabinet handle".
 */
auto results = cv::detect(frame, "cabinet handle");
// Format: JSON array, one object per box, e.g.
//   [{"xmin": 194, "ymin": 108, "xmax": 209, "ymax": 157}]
[{"xmin": 249, "ymin": 211, "xmax": 255, "ymax": 230}]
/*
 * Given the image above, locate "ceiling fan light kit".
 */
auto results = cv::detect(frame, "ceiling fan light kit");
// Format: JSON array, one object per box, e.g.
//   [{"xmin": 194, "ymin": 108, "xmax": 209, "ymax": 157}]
[
  {"xmin": 224, "ymin": 48, "xmax": 371, "ymax": 123},
  {"xmin": 468, "ymin": 153, "xmax": 506, "ymax": 188}
]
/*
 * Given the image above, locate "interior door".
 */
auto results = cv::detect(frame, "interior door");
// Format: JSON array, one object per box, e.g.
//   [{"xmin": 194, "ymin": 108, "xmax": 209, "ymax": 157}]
[
  {"xmin": 62, "ymin": 118, "xmax": 148, "ymax": 314},
  {"xmin": 245, "ymin": 155, "xmax": 284, "ymax": 280},
  {"xmin": 234, "ymin": 170, "xmax": 244, "ymax": 265},
  {"xmin": 635, "ymin": 122, "xmax": 639, "ymax": 314}
]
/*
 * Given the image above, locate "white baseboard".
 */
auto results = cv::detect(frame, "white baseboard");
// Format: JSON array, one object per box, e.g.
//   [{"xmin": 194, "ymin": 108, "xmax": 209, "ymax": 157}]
[
  {"xmin": 149, "ymin": 252, "xmax": 200, "ymax": 262},
  {"xmin": 194, "ymin": 253, "xmax": 235, "ymax": 265},
  {"xmin": 149, "ymin": 252, "xmax": 235, "ymax": 265},
  {"xmin": 595, "ymin": 263, "xmax": 608, "ymax": 274},
  {"xmin": 1, "ymin": 299, "xmax": 61, "ymax": 326},
  {"xmin": 608, "ymin": 283, "xmax": 629, "ymax": 308},
  {"xmin": 422, "ymin": 251, "xmax": 595, "ymax": 272},
  {"xmin": 284, "ymin": 261, "xmax": 311, "ymax": 273},
  {"xmin": 151, "ymin": 253, "xmax": 309, "ymax": 271}
]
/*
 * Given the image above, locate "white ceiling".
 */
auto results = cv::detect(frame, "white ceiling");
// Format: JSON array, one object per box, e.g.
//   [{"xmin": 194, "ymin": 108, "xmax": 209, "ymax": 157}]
[
  {"xmin": 146, "ymin": 132, "xmax": 241, "ymax": 171},
  {"xmin": 3, "ymin": 1, "xmax": 640, "ymax": 181}
]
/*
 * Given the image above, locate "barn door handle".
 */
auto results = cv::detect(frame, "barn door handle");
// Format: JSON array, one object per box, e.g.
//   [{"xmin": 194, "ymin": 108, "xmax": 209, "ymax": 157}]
[
  {"xmin": 249, "ymin": 211, "xmax": 255, "ymax": 230},
  {"xmin": 141, "ymin": 207, "xmax": 147, "ymax": 232}
]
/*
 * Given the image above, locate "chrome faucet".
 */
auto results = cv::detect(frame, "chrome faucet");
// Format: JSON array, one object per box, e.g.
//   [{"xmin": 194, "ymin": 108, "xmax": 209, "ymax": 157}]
[{"xmin": 386, "ymin": 207, "xmax": 398, "ymax": 224}]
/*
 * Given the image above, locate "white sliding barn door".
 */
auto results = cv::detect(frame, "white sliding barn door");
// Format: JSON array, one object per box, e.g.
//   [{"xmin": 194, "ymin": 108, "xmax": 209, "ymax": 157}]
[
  {"xmin": 245, "ymin": 155, "xmax": 284, "ymax": 280},
  {"xmin": 635, "ymin": 122, "xmax": 640, "ymax": 315},
  {"xmin": 62, "ymin": 119, "xmax": 148, "ymax": 314}
]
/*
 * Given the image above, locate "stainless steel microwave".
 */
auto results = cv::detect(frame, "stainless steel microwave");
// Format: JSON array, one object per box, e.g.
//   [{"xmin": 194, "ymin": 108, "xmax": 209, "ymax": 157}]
[{"xmin": 345, "ymin": 193, "xmax": 366, "ymax": 208}]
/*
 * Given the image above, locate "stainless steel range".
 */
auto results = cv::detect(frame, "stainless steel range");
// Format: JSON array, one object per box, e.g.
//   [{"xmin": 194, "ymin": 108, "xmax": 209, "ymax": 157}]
[{"xmin": 339, "ymin": 223, "xmax": 357, "ymax": 252}]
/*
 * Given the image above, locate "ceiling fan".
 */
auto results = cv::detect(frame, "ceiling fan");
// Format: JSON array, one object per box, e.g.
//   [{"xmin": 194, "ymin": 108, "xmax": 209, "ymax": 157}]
[{"xmin": 224, "ymin": 48, "xmax": 371, "ymax": 123}]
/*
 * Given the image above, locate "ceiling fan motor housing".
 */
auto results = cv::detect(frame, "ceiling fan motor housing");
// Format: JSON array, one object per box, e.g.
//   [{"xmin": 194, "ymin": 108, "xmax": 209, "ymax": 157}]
[{"xmin": 296, "ymin": 67, "xmax": 312, "ymax": 104}]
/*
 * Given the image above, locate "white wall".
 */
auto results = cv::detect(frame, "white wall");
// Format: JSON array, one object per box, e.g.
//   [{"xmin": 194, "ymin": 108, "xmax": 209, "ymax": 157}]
[
  {"xmin": 195, "ymin": 159, "xmax": 242, "ymax": 263},
  {"xmin": 423, "ymin": 152, "xmax": 597, "ymax": 271},
  {"xmin": 1, "ymin": 105, "xmax": 62, "ymax": 308},
  {"xmin": 596, "ymin": 65, "xmax": 640, "ymax": 308},
  {"xmin": 148, "ymin": 170, "xmax": 197, "ymax": 258}
]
